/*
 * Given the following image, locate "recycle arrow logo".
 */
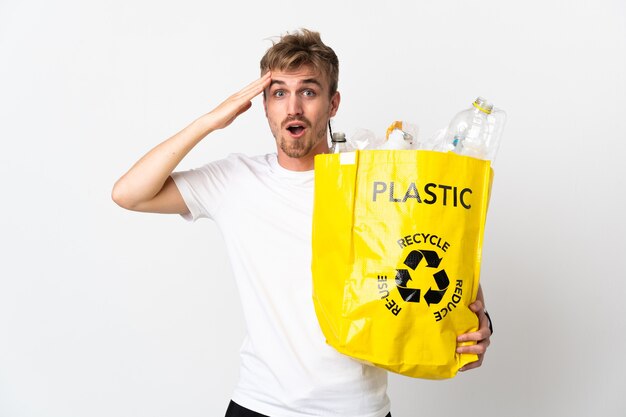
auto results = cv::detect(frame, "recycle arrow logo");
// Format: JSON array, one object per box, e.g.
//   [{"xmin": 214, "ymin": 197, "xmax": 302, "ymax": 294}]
[{"xmin": 394, "ymin": 249, "xmax": 450, "ymax": 305}]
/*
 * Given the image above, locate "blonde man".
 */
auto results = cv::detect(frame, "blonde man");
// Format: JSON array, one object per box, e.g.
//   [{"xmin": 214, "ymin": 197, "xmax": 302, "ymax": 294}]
[{"xmin": 112, "ymin": 29, "xmax": 491, "ymax": 417}]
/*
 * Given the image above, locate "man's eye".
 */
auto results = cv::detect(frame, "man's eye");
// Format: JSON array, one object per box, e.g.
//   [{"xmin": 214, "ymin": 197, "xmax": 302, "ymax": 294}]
[
  {"xmin": 273, "ymin": 90, "xmax": 285, "ymax": 98},
  {"xmin": 303, "ymin": 89, "xmax": 316, "ymax": 97}
]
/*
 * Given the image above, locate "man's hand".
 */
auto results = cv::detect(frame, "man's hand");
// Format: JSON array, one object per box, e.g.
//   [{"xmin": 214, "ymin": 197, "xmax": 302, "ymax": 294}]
[
  {"xmin": 206, "ymin": 72, "xmax": 272, "ymax": 130},
  {"xmin": 456, "ymin": 299, "xmax": 492, "ymax": 372}
]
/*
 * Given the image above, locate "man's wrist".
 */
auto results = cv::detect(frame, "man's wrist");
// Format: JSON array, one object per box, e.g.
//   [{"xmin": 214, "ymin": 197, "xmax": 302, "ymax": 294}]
[{"xmin": 193, "ymin": 114, "xmax": 220, "ymax": 136}]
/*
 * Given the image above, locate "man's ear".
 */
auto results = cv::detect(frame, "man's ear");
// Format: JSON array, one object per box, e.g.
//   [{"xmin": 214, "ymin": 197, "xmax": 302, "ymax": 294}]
[{"xmin": 329, "ymin": 91, "xmax": 341, "ymax": 118}]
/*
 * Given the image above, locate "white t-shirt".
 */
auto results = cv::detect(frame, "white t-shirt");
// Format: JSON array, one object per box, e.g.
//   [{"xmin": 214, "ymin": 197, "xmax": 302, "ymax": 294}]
[{"xmin": 171, "ymin": 153, "xmax": 390, "ymax": 417}]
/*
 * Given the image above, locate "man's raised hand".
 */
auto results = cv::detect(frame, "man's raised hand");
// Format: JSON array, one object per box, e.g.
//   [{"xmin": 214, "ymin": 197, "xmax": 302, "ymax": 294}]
[
  {"xmin": 206, "ymin": 72, "xmax": 272, "ymax": 130},
  {"xmin": 112, "ymin": 72, "xmax": 272, "ymax": 214}
]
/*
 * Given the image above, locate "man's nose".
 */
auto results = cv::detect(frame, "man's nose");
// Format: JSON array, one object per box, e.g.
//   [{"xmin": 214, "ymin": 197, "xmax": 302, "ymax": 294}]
[{"xmin": 287, "ymin": 95, "xmax": 303, "ymax": 116}]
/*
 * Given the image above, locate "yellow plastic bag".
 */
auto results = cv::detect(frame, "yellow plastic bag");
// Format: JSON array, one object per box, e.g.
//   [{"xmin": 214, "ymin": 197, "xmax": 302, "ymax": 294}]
[{"xmin": 312, "ymin": 150, "xmax": 493, "ymax": 379}]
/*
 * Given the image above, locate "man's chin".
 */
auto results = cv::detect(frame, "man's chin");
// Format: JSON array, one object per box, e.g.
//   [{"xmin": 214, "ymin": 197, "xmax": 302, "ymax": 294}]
[
  {"xmin": 279, "ymin": 140, "xmax": 311, "ymax": 159},
  {"xmin": 281, "ymin": 147, "xmax": 310, "ymax": 159}
]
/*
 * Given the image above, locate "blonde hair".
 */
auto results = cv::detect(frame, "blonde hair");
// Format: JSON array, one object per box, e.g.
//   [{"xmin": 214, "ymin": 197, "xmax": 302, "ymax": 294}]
[{"xmin": 260, "ymin": 29, "xmax": 339, "ymax": 96}]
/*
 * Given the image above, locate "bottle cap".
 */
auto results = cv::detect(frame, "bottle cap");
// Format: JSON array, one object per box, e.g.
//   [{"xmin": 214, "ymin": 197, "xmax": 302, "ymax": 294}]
[{"xmin": 473, "ymin": 97, "xmax": 493, "ymax": 114}]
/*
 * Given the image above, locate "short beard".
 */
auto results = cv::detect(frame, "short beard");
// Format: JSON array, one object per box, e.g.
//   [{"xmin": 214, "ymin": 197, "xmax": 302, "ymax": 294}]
[
  {"xmin": 278, "ymin": 126, "xmax": 327, "ymax": 158},
  {"xmin": 279, "ymin": 139, "xmax": 307, "ymax": 158}
]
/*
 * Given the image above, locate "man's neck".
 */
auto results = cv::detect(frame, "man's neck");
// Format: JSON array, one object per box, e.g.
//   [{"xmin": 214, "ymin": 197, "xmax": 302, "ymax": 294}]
[{"xmin": 276, "ymin": 152, "xmax": 317, "ymax": 171}]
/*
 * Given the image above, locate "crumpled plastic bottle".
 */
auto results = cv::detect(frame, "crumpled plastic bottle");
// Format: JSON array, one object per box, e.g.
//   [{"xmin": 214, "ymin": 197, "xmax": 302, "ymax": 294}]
[
  {"xmin": 379, "ymin": 121, "xmax": 419, "ymax": 150},
  {"xmin": 444, "ymin": 97, "xmax": 507, "ymax": 162}
]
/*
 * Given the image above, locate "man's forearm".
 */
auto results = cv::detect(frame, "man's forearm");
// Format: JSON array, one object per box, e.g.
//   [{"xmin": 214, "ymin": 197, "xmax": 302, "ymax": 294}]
[{"xmin": 112, "ymin": 114, "xmax": 217, "ymax": 209}]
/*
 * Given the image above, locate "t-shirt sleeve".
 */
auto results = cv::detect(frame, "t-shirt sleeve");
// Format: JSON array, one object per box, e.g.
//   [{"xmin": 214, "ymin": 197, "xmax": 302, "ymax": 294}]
[{"xmin": 170, "ymin": 159, "xmax": 232, "ymax": 222}]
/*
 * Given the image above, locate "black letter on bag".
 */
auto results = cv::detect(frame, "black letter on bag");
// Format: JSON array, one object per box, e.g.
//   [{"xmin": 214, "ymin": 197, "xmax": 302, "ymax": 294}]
[
  {"xmin": 439, "ymin": 185, "xmax": 452, "ymax": 206},
  {"xmin": 460, "ymin": 188, "xmax": 472, "ymax": 209},
  {"xmin": 424, "ymin": 183, "xmax": 437, "ymax": 204}
]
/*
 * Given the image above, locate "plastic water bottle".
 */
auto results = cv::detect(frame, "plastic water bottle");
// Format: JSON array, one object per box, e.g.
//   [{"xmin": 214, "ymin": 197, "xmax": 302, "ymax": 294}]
[
  {"xmin": 445, "ymin": 97, "xmax": 506, "ymax": 161},
  {"xmin": 329, "ymin": 132, "xmax": 349, "ymax": 154}
]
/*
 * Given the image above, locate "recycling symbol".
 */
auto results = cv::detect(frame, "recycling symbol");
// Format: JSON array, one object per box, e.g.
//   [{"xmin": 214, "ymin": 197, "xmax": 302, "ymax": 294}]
[{"xmin": 394, "ymin": 250, "xmax": 450, "ymax": 305}]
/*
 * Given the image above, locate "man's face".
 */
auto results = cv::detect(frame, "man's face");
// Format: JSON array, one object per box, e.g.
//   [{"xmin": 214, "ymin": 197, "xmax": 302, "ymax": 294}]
[{"xmin": 263, "ymin": 66, "xmax": 340, "ymax": 170}]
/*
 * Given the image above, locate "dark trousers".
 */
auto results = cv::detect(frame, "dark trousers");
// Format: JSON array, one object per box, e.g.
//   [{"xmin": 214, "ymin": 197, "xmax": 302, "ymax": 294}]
[{"xmin": 225, "ymin": 400, "xmax": 392, "ymax": 417}]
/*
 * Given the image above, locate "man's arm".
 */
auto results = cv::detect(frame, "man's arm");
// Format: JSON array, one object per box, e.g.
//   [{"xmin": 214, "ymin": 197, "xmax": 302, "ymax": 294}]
[
  {"xmin": 456, "ymin": 284, "xmax": 492, "ymax": 371},
  {"xmin": 111, "ymin": 73, "xmax": 272, "ymax": 214}
]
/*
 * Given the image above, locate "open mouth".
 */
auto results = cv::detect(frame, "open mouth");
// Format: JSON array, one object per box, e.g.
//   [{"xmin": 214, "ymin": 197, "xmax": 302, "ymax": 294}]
[{"xmin": 286, "ymin": 125, "xmax": 306, "ymax": 136}]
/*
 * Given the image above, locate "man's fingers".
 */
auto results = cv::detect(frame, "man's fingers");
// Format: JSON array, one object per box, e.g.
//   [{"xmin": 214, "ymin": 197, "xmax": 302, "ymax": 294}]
[
  {"xmin": 456, "ymin": 338, "xmax": 490, "ymax": 355},
  {"xmin": 228, "ymin": 74, "xmax": 271, "ymax": 110},
  {"xmin": 457, "ymin": 330, "xmax": 479, "ymax": 343},
  {"xmin": 457, "ymin": 326, "xmax": 490, "ymax": 343},
  {"xmin": 469, "ymin": 299, "xmax": 484, "ymax": 313},
  {"xmin": 456, "ymin": 300, "xmax": 490, "ymax": 372},
  {"xmin": 209, "ymin": 73, "xmax": 272, "ymax": 130},
  {"xmin": 457, "ymin": 300, "xmax": 489, "ymax": 343},
  {"xmin": 236, "ymin": 72, "xmax": 272, "ymax": 100}
]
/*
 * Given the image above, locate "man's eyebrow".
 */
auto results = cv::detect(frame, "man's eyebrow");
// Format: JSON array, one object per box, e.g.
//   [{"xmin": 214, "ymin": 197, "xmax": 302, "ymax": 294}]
[
  {"xmin": 301, "ymin": 78, "xmax": 322, "ymax": 87},
  {"xmin": 268, "ymin": 78, "xmax": 323, "ymax": 88}
]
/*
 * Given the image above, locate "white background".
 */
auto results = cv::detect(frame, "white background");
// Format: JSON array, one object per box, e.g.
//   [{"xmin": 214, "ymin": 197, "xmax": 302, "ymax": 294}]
[{"xmin": 1, "ymin": 0, "xmax": 625, "ymax": 416}]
